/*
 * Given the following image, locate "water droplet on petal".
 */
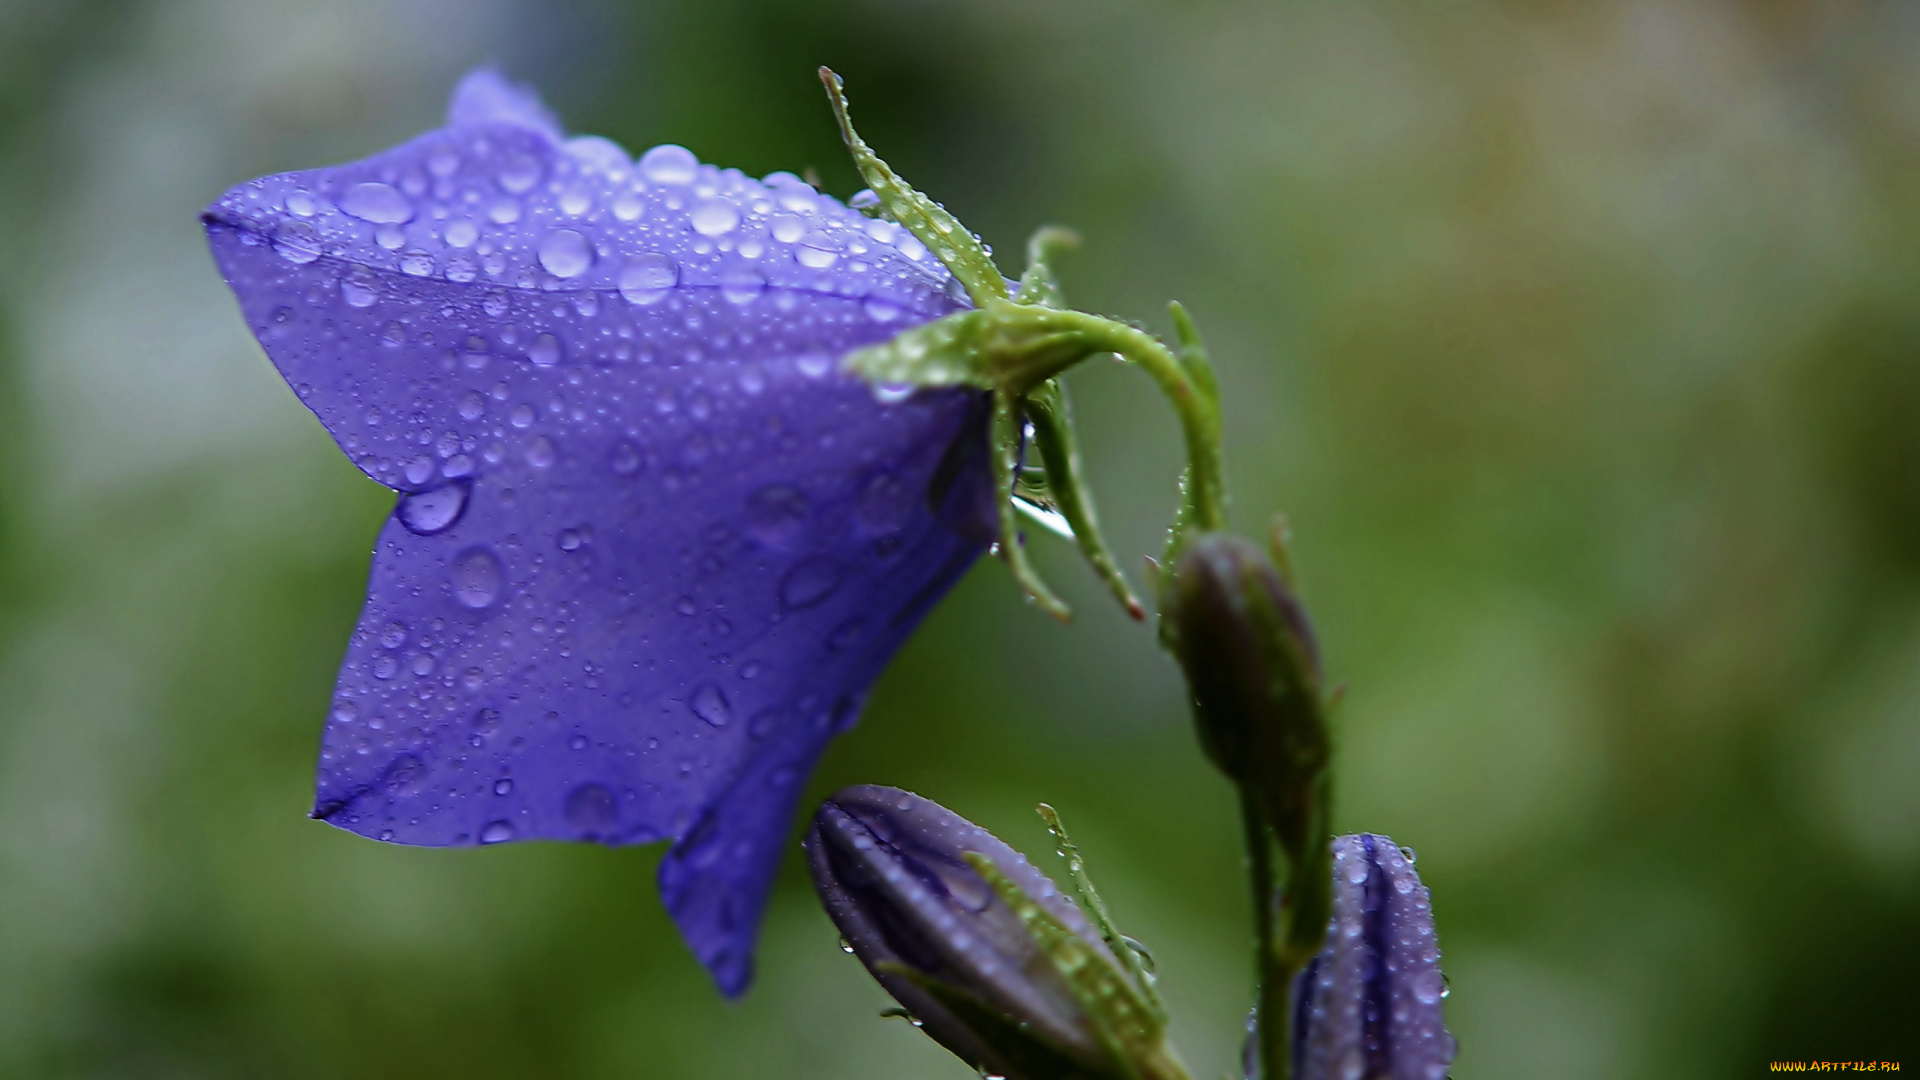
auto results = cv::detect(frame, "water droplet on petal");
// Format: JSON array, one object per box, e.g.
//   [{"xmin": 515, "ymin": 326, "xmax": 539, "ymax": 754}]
[
  {"xmin": 690, "ymin": 683, "xmax": 731, "ymax": 727},
  {"xmin": 538, "ymin": 229, "xmax": 593, "ymax": 278},
  {"xmin": 399, "ymin": 249, "xmax": 434, "ymax": 277},
  {"xmin": 479, "ymin": 820, "xmax": 515, "ymax": 844},
  {"xmin": 719, "ymin": 266, "xmax": 765, "ymax": 305},
  {"xmin": 445, "ymin": 219, "xmax": 478, "ymax": 247},
  {"xmin": 272, "ymin": 220, "xmax": 322, "ymax": 264},
  {"xmin": 638, "ymin": 144, "xmax": 698, "ymax": 185},
  {"xmin": 745, "ymin": 484, "xmax": 810, "ymax": 548},
  {"xmin": 497, "ymin": 153, "xmax": 542, "ymax": 194},
  {"xmin": 565, "ymin": 782, "xmax": 621, "ymax": 834},
  {"xmin": 690, "ymin": 199, "xmax": 739, "ymax": 236},
  {"xmin": 609, "ymin": 440, "xmax": 642, "ymax": 476},
  {"xmin": 619, "ymin": 253, "xmax": 678, "ymax": 305},
  {"xmin": 340, "ymin": 267, "xmax": 379, "ymax": 308},
  {"xmin": 450, "ymin": 546, "xmax": 504, "ymax": 608},
  {"xmin": 797, "ymin": 229, "xmax": 839, "ymax": 268},
  {"xmin": 769, "ymin": 214, "xmax": 804, "ymax": 243},
  {"xmin": 494, "ymin": 778, "xmax": 514, "ymax": 796},
  {"xmin": 526, "ymin": 436, "xmax": 556, "ymax": 468},
  {"xmin": 528, "ymin": 333, "xmax": 562, "ymax": 366},
  {"xmin": 397, "ymin": 481, "xmax": 471, "ymax": 535},
  {"xmin": 339, "ymin": 181, "xmax": 414, "ymax": 223},
  {"xmin": 779, "ymin": 556, "xmax": 843, "ymax": 609},
  {"xmin": 285, "ymin": 189, "xmax": 317, "ymax": 216}
]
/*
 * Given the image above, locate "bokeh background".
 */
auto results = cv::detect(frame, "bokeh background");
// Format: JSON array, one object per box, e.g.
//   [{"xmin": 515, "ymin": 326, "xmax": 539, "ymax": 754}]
[{"xmin": 2, "ymin": 0, "xmax": 1917, "ymax": 1076}]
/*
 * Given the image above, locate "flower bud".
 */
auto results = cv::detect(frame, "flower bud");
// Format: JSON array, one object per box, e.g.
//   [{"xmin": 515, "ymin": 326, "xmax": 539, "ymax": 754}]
[
  {"xmin": 1244, "ymin": 834, "xmax": 1456, "ymax": 1080},
  {"xmin": 1167, "ymin": 532, "xmax": 1329, "ymax": 861},
  {"xmin": 805, "ymin": 786, "xmax": 1180, "ymax": 1080}
]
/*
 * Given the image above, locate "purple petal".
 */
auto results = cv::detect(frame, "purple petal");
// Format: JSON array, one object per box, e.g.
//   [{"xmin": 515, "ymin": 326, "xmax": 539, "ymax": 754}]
[
  {"xmin": 1292, "ymin": 834, "xmax": 1456, "ymax": 1080},
  {"xmin": 203, "ymin": 69, "xmax": 988, "ymax": 996}
]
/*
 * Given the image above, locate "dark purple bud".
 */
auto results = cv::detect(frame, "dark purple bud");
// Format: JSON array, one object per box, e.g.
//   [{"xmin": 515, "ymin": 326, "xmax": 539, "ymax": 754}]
[
  {"xmin": 202, "ymin": 68, "xmax": 995, "ymax": 997},
  {"xmin": 1289, "ymin": 834, "xmax": 1455, "ymax": 1080},
  {"xmin": 1167, "ymin": 533, "xmax": 1328, "ymax": 861},
  {"xmin": 805, "ymin": 786, "xmax": 1130, "ymax": 1078}
]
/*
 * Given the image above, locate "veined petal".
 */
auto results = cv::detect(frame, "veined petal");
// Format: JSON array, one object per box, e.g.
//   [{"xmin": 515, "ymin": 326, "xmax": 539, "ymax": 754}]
[{"xmin": 202, "ymin": 69, "xmax": 990, "ymax": 996}]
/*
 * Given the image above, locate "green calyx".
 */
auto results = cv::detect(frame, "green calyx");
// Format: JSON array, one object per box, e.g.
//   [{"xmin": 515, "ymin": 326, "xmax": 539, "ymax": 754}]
[
  {"xmin": 962, "ymin": 851, "xmax": 1191, "ymax": 1080},
  {"xmin": 820, "ymin": 68, "xmax": 1227, "ymax": 621}
]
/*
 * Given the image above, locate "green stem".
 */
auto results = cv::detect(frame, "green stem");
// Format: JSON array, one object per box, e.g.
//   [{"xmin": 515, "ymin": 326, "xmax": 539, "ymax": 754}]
[{"xmin": 1241, "ymin": 793, "xmax": 1289, "ymax": 1080}]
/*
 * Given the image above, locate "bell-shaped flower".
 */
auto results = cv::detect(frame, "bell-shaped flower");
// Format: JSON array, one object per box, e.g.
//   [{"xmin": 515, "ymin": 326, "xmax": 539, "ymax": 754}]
[
  {"xmin": 201, "ymin": 68, "xmax": 992, "ymax": 996},
  {"xmin": 1289, "ymin": 834, "xmax": 1456, "ymax": 1080}
]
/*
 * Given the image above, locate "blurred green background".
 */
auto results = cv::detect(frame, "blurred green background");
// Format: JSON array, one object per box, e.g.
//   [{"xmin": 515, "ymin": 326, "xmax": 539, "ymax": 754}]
[{"xmin": 3, "ymin": 0, "xmax": 1918, "ymax": 1076}]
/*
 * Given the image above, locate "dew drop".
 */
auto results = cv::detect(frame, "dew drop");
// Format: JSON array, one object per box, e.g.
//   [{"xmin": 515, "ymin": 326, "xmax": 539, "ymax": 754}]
[
  {"xmin": 528, "ymin": 332, "xmax": 562, "ymax": 367},
  {"xmin": 272, "ymin": 220, "xmax": 321, "ymax": 264},
  {"xmin": 526, "ymin": 436, "xmax": 556, "ymax": 468},
  {"xmin": 339, "ymin": 181, "xmax": 414, "ymax": 223},
  {"xmin": 479, "ymin": 820, "xmax": 515, "ymax": 844},
  {"xmin": 397, "ymin": 481, "xmax": 471, "ymax": 535},
  {"xmin": 690, "ymin": 199, "xmax": 740, "ymax": 236},
  {"xmin": 689, "ymin": 683, "xmax": 731, "ymax": 727},
  {"xmin": 510, "ymin": 403, "xmax": 535, "ymax": 428},
  {"xmin": 797, "ymin": 230, "xmax": 839, "ymax": 268},
  {"xmin": 719, "ymin": 266, "xmax": 765, "ymax": 305},
  {"xmin": 565, "ymin": 782, "xmax": 621, "ymax": 834},
  {"xmin": 458, "ymin": 391, "xmax": 486, "ymax": 421},
  {"xmin": 538, "ymin": 229, "xmax": 593, "ymax": 278},
  {"xmin": 848, "ymin": 189, "xmax": 881, "ymax": 213},
  {"xmin": 399, "ymin": 249, "xmax": 434, "ymax": 277},
  {"xmin": 619, "ymin": 253, "xmax": 678, "ymax": 305},
  {"xmin": 284, "ymin": 189, "xmax": 317, "ymax": 216},
  {"xmin": 638, "ymin": 144, "xmax": 698, "ymax": 185},
  {"xmin": 340, "ymin": 267, "xmax": 379, "ymax": 308},
  {"xmin": 450, "ymin": 546, "xmax": 504, "ymax": 609},
  {"xmin": 497, "ymin": 153, "xmax": 542, "ymax": 194},
  {"xmin": 494, "ymin": 778, "xmax": 514, "ymax": 796},
  {"xmin": 855, "ymin": 473, "xmax": 912, "ymax": 536},
  {"xmin": 779, "ymin": 556, "xmax": 843, "ymax": 609},
  {"xmin": 609, "ymin": 440, "xmax": 642, "ymax": 476},
  {"xmin": 769, "ymin": 214, "xmax": 804, "ymax": 243},
  {"xmin": 445, "ymin": 219, "xmax": 477, "ymax": 247},
  {"xmin": 745, "ymin": 484, "xmax": 810, "ymax": 548}
]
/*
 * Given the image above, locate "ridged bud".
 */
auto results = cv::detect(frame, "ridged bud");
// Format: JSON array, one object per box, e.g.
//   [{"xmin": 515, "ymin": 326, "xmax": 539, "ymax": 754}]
[
  {"xmin": 805, "ymin": 786, "xmax": 1184, "ymax": 1080},
  {"xmin": 1243, "ymin": 834, "xmax": 1456, "ymax": 1080},
  {"xmin": 1167, "ymin": 532, "xmax": 1329, "ymax": 861}
]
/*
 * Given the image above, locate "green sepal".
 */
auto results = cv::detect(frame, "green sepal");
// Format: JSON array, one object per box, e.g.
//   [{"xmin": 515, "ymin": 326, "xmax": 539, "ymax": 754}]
[
  {"xmin": 1017, "ymin": 226, "xmax": 1079, "ymax": 309},
  {"xmin": 873, "ymin": 961, "xmax": 1119, "ymax": 1080},
  {"xmin": 842, "ymin": 308, "xmax": 997, "ymax": 390},
  {"xmin": 1026, "ymin": 384, "xmax": 1146, "ymax": 620},
  {"xmin": 962, "ymin": 854, "xmax": 1190, "ymax": 1080},
  {"xmin": 1035, "ymin": 804, "xmax": 1163, "ymax": 1017},
  {"xmin": 819, "ymin": 68, "xmax": 1008, "ymax": 308}
]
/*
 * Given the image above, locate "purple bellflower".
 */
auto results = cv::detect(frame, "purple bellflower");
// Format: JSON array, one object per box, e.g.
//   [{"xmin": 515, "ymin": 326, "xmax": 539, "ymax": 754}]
[
  {"xmin": 202, "ymin": 69, "xmax": 994, "ymax": 995},
  {"xmin": 1279, "ymin": 834, "xmax": 1455, "ymax": 1080}
]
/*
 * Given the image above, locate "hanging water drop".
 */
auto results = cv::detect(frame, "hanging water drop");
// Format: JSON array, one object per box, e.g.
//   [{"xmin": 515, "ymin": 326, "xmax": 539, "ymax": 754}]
[{"xmin": 397, "ymin": 481, "xmax": 471, "ymax": 535}]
